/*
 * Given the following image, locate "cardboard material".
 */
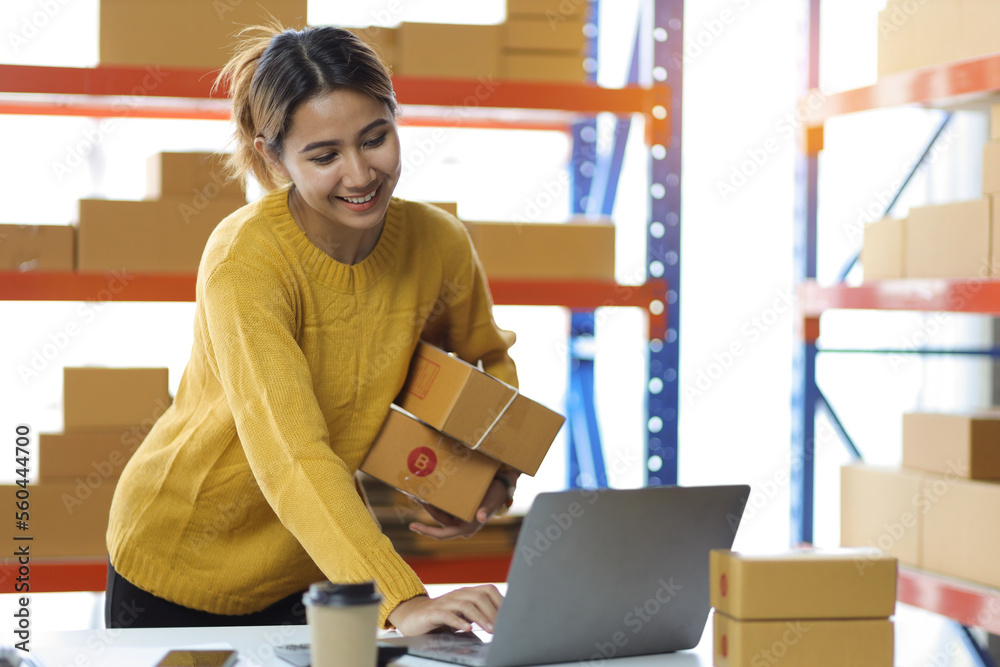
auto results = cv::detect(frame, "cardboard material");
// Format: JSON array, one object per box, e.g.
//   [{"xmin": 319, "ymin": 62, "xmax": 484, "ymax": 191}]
[
  {"xmin": 348, "ymin": 26, "xmax": 396, "ymax": 69},
  {"xmin": 910, "ymin": 0, "xmax": 961, "ymax": 70},
  {"xmin": 507, "ymin": 0, "xmax": 589, "ymax": 19},
  {"xmin": 501, "ymin": 52, "xmax": 586, "ymax": 82},
  {"xmin": 903, "ymin": 412, "xmax": 1000, "ymax": 479},
  {"xmin": 876, "ymin": 5, "xmax": 914, "ymax": 77},
  {"xmin": 397, "ymin": 342, "xmax": 564, "ymax": 475},
  {"xmin": 503, "ymin": 18, "xmax": 587, "ymax": 52},
  {"xmin": 904, "ymin": 198, "xmax": 991, "ymax": 279},
  {"xmin": 862, "ymin": 217, "xmax": 906, "ymax": 280},
  {"xmin": 992, "ymin": 103, "xmax": 1000, "ymax": 142},
  {"xmin": 63, "ymin": 367, "xmax": 170, "ymax": 432},
  {"xmin": 840, "ymin": 465, "xmax": 925, "ymax": 567},
  {"xmin": 960, "ymin": 0, "xmax": 1000, "ymax": 64},
  {"xmin": 984, "ymin": 142, "xmax": 1000, "ymax": 195},
  {"xmin": 360, "ymin": 407, "xmax": 501, "ymax": 522},
  {"xmin": 146, "ymin": 152, "xmax": 243, "ymax": 200},
  {"xmin": 99, "ymin": 0, "xmax": 307, "ymax": 68},
  {"xmin": 710, "ymin": 549, "xmax": 897, "ymax": 621},
  {"xmin": 0, "ymin": 483, "xmax": 115, "ymax": 557},
  {"xmin": 713, "ymin": 613, "xmax": 894, "ymax": 667},
  {"xmin": 38, "ymin": 431, "xmax": 144, "ymax": 483},
  {"xmin": 76, "ymin": 196, "xmax": 246, "ymax": 273},
  {"xmin": 464, "ymin": 221, "xmax": 614, "ymax": 280},
  {"xmin": 922, "ymin": 475, "xmax": 1000, "ymax": 588},
  {"xmin": 0, "ymin": 224, "xmax": 75, "ymax": 271},
  {"xmin": 396, "ymin": 23, "xmax": 502, "ymax": 79}
]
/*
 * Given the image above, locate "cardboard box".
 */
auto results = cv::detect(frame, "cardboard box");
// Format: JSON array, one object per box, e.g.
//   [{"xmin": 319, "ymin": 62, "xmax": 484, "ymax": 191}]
[
  {"xmin": 360, "ymin": 407, "xmax": 501, "ymax": 522},
  {"xmin": 507, "ymin": 0, "xmax": 589, "ymax": 19},
  {"xmin": 464, "ymin": 221, "xmax": 614, "ymax": 280},
  {"xmin": 38, "ymin": 431, "xmax": 144, "ymax": 483},
  {"xmin": 876, "ymin": 5, "xmax": 915, "ymax": 76},
  {"xmin": 904, "ymin": 198, "xmax": 991, "ymax": 279},
  {"xmin": 99, "ymin": 0, "xmax": 307, "ymax": 68},
  {"xmin": 922, "ymin": 475, "xmax": 1000, "ymax": 588},
  {"xmin": 503, "ymin": 18, "xmax": 587, "ymax": 52},
  {"xmin": 910, "ymin": 0, "xmax": 961, "ymax": 69},
  {"xmin": 76, "ymin": 196, "xmax": 246, "ymax": 273},
  {"xmin": 396, "ymin": 23, "xmax": 502, "ymax": 79},
  {"xmin": 397, "ymin": 342, "xmax": 564, "ymax": 475},
  {"xmin": 0, "ymin": 224, "xmax": 75, "ymax": 271},
  {"xmin": 862, "ymin": 217, "xmax": 906, "ymax": 280},
  {"xmin": 348, "ymin": 26, "xmax": 396, "ymax": 69},
  {"xmin": 146, "ymin": 152, "xmax": 243, "ymax": 200},
  {"xmin": 428, "ymin": 202, "xmax": 459, "ymax": 217},
  {"xmin": 713, "ymin": 613, "xmax": 894, "ymax": 667},
  {"xmin": 710, "ymin": 549, "xmax": 897, "ymax": 621},
  {"xmin": 0, "ymin": 483, "xmax": 115, "ymax": 557},
  {"xmin": 840, "ymin": 465, "xmax": 925, "ymax": 567},
  {"xmin": 903, "ymin": 412, "xmax": 1000, "ymax": 479},
  {"xmin": 961, "ymin": 0, "xmax": 1000, "ymax": 63},
  {"xmin": 63, "ymin": 367, "xmax": 170, "ymax": 432},
  {"xmin": 991, "ymin": 103, "xmax": 1000, "ymax": 142},
  {"xmin": 502, "ymin": 52, "xmax": 586, "ymax": 82}
]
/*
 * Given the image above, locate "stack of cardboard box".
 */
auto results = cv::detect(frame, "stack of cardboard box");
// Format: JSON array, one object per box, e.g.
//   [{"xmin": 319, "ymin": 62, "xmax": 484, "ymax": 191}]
[
  {"xmin": 877, "ymin": 0, "xmax": 1000, "ymax": 76},
  {"xmin": 76, "ymin": 152, "xmax": 246, "ymax": 274},
  {"xmin": 841, "ymin": 411, "xmax": 1000, "ymax": 588},
  {"xmin": 0, "ymin": 224, "xmax": 75, "ymax": 272},
  {"xmin": 465, "ymin": 220, "xmax": 615, "ymax": 280},
  {"xmin": 361, "ymin": 341, "xmax": 565, "ymax": 522},
  {"xmin": 710, "ymin": 549, "xmax": 896, "ymax": 666},
  {"xmin": 0, "ymin": 367, "xmax": 169, "ymax": 557},
  {"xmin": 502, "ymin": 0, "xmax": 589, "ymax": 83}
]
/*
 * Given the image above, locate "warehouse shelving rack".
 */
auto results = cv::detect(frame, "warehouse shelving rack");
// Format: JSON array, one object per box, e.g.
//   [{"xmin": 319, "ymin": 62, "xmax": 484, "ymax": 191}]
[
  {"xmin": 0, "ymin": 0, "xmax": 680, "ymax": 591},
  {"xmin": 794, "ymin": 1, "xmax": 1000, "ymax": 663}
]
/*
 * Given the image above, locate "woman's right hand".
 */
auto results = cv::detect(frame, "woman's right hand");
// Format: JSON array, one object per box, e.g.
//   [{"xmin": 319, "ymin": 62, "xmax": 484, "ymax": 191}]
[{"xmin": 387, "ymin": 585, "xmax": 504, "ymax": 636}]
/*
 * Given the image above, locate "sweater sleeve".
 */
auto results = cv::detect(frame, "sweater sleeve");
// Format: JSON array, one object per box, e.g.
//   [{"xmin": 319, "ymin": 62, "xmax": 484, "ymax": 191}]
[{"xmin": 203, "ymin": 258, "xmax": 426, "ymax": 627}]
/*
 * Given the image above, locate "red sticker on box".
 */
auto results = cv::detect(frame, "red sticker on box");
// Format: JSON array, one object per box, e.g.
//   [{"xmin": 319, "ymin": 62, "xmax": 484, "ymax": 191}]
[
  {"xmin": 720, "ymin": 573, "xmax": 727, "ymax": 597},
  {"xmin": 407, "ymin": 447, "xmax": 437, "ymax": 477},
  {"xmin": 721, "ymin": 635, "xmax": 727, "ymax": 658}
]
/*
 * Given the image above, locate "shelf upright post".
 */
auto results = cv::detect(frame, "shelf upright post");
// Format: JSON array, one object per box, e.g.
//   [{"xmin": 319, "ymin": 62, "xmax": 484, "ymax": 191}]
[
  {"xmin": 646, "ymin": 0, "xmax": 681, "ymax": 485},
  {"xmin": 567, "ymin": 0, "xmax": 609, "ymax": 489},
  {"xmin": 791, "ymin": 0, "xmax": 822, "ymax": 545}
]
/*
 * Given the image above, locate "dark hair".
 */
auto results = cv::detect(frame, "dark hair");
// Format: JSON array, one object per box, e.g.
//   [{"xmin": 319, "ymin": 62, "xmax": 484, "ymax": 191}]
[{"xmin": 214, "ymin": 25, "xmax": 397, "ymax": 191}]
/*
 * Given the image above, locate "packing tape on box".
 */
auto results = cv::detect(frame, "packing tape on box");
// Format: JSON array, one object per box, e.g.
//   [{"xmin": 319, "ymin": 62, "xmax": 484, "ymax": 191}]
[{"xmin": 470, "ymin": 384, "xmax": 519, "ymax": 451}]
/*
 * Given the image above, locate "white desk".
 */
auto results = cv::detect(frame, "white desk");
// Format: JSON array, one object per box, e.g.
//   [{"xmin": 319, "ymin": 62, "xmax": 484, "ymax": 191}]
[{"xmin": 34, "ymin": 623, "xmax": 713, "ymax": 666}]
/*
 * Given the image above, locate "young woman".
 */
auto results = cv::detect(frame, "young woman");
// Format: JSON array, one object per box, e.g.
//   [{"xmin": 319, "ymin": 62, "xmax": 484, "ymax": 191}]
[{"xmin": 105, "ymin": 24, "xmax": 519, "ymax": 636}]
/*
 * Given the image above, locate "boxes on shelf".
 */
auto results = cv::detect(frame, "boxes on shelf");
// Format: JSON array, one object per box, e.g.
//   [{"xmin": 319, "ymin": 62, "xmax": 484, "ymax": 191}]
[
  {"xmin": 0, "ymin": 224, "xmax": 75, "ymax": 272},
  {"xmin": 38, "ymin": 430, "xmax": 144, "ymax": 483},
  {"xmin": 910, "ymin": 0, "xmax": 961, "ymax": 70},
  {"xmin": 713, "ymin": 613, "xmax": 894, "ymax": 667},
  {"xmin": 506, "ymin": 0, "xmax": 589, "ymax": 19},
  {"xmin": 710, "ymin": 549, "xmax": 897, "ymax": 621},
  {"xmin": 348, "ymin": 26, "xmax": 396, "ymax": 69},
  {"xmin": 464, "ymin": 220, "xmax": 614, "ymax": 280},
  {"xmin": 904, "ymin": 198, "xmax": 991, "ymax": 279},
  {"xmin": 959, "ymin": 0, "xmax": 1000, "ymax": 64},
  {"xmin": 502, "ymin": 18, "xmax": 587, "ymax": 52},
  {"xmin": 903, "ymin": 412, "xmax": 1000, "ymax": 479},
  {"xmin": 146, "ymin": 152, "xmax": 243, "ymax": 200},
  {"xmin": 63, "ymin": 367, "xmax": 170, "ymax": 433},
  {"xmin": 396, "ymin": 341, "xmax": 564, "ymax": 475},
  {"xmin": 922, "ymin": 474, "xmax": 1000, "ymax": 588},
  {"xmin": 395, "ymin": 23, "xmax": 502, "ymax": 79},
  {"xmin": 501, "ymin": 52, "xmax": 586, "ymax": 83},
  {"xmin": 359, "ymin": 407, "xmax": 501, "ymax": 522},
  {"xmin": 861, "ymin": 217, "xmax": 906, "ymax": 280},
  {"xmin": 876, "ymin": 3, "xmax": 914, "ymax": 77},
  {"xmin": 76, "ymin": 196, "xmax": 246, "ymax": 273},
  {"xmin": 0, "ymin": 483, "xmax": 115, "ymax": 557},
  {"xmin": 99, "ymin": 0, "xmax": 307, "ymax": 68},
  {"xmin": 840, "ymin": 464, "xmax": 926, "ymax": 567}
]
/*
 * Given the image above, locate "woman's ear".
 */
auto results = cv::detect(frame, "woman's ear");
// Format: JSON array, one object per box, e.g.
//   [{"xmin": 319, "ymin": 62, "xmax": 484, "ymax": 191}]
[{"xmin": 253, "ymin": 137, "xmax": 291, "ymax": 180}]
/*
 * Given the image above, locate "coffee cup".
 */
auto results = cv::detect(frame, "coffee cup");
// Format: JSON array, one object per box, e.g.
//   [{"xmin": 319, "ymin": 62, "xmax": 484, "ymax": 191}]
[{"xmin": 303, "ymin": 581, "xmax": 382, "ymax": 667}]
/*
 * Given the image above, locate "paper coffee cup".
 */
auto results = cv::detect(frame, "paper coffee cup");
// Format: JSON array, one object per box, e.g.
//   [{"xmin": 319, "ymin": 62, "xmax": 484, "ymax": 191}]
[{"xmin": 303, "ymin": 581, "xmax": 381, "ymax": 667}]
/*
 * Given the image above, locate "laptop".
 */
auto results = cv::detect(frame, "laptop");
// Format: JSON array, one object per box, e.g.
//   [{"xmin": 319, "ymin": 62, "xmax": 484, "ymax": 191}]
[{"xmin": 382, "ymin": 484, "xmax": 750, "ymax": 667}]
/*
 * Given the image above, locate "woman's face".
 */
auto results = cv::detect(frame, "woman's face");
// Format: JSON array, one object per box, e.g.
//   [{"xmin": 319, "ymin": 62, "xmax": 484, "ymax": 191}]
[{"xmin": 267, "ymin": 87, "xmax": 401, "ymax": 236}]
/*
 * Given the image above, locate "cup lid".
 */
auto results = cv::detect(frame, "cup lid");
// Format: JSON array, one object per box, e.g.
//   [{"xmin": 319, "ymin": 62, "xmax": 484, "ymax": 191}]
[{"xmin": 303, "ymin": 581, "xmax": 381, "ymax": 607}]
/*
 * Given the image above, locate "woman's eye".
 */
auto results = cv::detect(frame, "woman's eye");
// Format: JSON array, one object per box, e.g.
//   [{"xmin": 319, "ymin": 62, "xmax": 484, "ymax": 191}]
[
  {"xmin": 310, "ymin": 153, "xmax": 337, "ymax": 165},
  {"xmin": 365, "ymin": 134, "xmax": 386, "ymax": 148}
]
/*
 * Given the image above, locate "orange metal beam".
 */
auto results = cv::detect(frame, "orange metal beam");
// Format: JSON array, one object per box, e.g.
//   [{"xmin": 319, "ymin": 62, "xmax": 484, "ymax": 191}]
[
  {"xmin": 899, "ymin": 566, "xmax": 1000, "ymax": 635},
  {"xmin": 804, "ymin": 53, "xmax": 1000, "ymax": 127},
  {"xmin": 799, "ymin": 279, "xmax": 1000, "ymax": 316}
]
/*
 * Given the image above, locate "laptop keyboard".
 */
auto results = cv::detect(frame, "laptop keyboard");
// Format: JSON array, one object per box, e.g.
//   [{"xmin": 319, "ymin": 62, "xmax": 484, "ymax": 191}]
[{"xmin": 406, "ymin": 634, "xmax": 490, "ymax": 667}]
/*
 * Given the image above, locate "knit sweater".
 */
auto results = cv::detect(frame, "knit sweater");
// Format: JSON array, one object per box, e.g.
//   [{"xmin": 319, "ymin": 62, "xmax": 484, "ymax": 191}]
[{"xmin": 106, "ymin": 186, "xmax": 517, "ymax": 628}]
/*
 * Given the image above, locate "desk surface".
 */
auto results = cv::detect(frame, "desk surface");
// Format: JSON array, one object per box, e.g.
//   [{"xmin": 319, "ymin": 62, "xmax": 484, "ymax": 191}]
[{"xmin": 34, "ymin": 623, "xmax": 714, "ymax": 666}]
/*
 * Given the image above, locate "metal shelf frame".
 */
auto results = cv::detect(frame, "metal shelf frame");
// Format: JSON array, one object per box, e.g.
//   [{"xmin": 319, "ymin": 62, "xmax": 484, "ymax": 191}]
[{"xmin": 794, "ymin": 3, "xmax": 1000, "ymax": 664}]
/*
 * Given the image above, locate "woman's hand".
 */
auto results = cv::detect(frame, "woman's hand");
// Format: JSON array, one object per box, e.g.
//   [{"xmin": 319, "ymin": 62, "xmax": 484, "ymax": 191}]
[
  {"xmin": 408, "ymin": 477, "xmax": 509, "ymax": 540},
  {"xmin": 388, "ymin": 585, "xmax": 504, "ymax": 635}
]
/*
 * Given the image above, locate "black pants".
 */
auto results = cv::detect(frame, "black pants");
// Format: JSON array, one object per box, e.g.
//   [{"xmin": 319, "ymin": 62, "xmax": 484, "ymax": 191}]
[{"xmin": 104, "ymin": 559, "xmax": 308, "ymax": 628}]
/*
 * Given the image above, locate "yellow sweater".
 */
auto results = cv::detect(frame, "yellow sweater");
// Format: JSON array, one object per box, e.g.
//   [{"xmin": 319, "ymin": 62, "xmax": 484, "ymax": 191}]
[{"xmin": 106, "ymin": 186, "xmax": 517, "ymax": 627}]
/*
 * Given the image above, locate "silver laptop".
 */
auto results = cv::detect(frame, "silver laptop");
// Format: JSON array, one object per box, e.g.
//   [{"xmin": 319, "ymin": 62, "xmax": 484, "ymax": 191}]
[{"xmin": 384, "ymin": 484, "xmax": 750, "ymax": 667}]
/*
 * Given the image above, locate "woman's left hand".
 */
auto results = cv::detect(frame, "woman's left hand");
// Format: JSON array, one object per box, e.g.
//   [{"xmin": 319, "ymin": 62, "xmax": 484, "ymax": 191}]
[{"xmin": 409, "ymin": 477, "xmax": 509, "ymax": 540}]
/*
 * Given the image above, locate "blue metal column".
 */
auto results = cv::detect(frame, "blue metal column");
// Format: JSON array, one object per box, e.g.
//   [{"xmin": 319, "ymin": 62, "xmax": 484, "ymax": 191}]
[
  {"xmin": 791, "ymin": 0, "xmax": 821, "ymax": 544},
  {"xmin": 648, "ymin": 0, "xmax": 681, "ymax": 485}
]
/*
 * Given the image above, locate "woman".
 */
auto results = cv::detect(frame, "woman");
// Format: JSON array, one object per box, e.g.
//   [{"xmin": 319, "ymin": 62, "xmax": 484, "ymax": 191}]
[{"xmin": 105, "ymin": 24, "xmax": 518, "ymax": 636}]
